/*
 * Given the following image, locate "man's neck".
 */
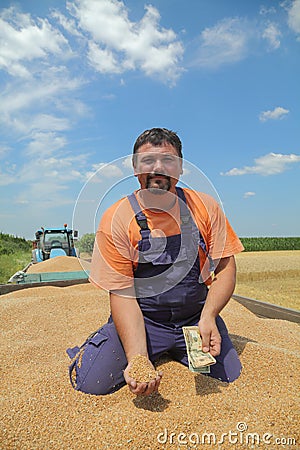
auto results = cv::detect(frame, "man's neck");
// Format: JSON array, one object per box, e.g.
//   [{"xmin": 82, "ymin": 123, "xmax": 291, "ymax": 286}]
[{"xmin": 137, "ymin": 188, "xmax": 177, "ymax": 212}]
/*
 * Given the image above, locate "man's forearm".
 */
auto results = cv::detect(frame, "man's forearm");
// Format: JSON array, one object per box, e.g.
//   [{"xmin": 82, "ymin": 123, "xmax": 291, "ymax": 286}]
[
  {"xmin": 110, "ymin": 289, "xmax": 148, "ymax": 361},
  {"xmin": 201, "ymin": 256, "xmax": 236, "ymax": 319}
]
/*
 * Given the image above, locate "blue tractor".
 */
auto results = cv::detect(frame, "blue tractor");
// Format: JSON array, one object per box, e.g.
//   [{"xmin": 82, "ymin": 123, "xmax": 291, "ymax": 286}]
[{"xmin": 32, "ymin": 224, "xmax": 79, "ymax": 263}]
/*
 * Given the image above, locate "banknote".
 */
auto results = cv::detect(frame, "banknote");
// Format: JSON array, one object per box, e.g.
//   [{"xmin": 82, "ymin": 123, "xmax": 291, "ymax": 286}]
[
  {"xmin": 187, "ymin": 361, "xmax": 211, "ymax": 374},
  {"xmin": 183, "ymin": 326, "xmax": 216, "ymax": 373}
]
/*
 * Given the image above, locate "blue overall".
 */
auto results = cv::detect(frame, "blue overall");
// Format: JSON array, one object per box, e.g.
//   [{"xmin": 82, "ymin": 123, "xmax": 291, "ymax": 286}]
[{"xmin": 67, "ymin": 188, "xmax": 241, "ymax": 395}]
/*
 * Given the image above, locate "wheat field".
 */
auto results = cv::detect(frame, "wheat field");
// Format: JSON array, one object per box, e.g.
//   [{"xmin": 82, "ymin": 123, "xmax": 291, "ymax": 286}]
[{"xmin": 235, "ymin": 250, "xmax": 300, "ymax": 310}]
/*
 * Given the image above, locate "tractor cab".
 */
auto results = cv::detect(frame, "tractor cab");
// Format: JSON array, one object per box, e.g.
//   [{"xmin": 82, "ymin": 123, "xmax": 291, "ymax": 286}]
[{"xmin": 32, "ymin": 224, "xmax": 78, "ymax": 263}]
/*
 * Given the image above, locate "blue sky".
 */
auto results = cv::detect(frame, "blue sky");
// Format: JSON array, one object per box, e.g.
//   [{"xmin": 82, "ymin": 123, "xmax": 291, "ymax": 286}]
[{"xmin": 0, "ymin": 0, "xmax": 299, "ymax": 240}]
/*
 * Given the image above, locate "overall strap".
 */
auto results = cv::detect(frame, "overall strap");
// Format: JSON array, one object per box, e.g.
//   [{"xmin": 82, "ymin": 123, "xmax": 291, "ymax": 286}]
[
  {"xmin": 176, "ymin": 187, "xmax": 215, "ymax": 272},
  {"xmin": 176, "ymin": 186, "xmax": 193, "ymax": 226},
  {"xmin": 127, "ymin": 192, "xmax": 150, "ymax": 235}
]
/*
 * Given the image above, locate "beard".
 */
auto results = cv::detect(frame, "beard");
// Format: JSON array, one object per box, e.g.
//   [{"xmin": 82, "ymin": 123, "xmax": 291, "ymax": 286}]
[{"xmin": 146, "ymin": 174, "xmax": 171, "ymax": 194}]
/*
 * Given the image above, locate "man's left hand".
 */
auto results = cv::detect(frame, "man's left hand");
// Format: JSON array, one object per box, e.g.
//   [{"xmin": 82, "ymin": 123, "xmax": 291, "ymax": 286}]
[{"xmin": 198, "ymin": 317, "xmax": 221, "ymax": 356}]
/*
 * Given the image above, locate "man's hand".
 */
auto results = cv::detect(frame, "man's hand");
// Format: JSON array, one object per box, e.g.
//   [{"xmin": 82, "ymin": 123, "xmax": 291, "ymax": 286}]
[
  {"xmin": 198, "ymin": 316, "xmax": 221, "ymax": 357},
  {"xmin": 110, "ymin": 290, "xmax": 162, "ymax": 395},
  {"xmin": 197, "ymin": 256, "xmax": 237, "ymax": 357},
  {"xmin": 123, "ymin": 359, "xmax": 163, "ymax": 396}
]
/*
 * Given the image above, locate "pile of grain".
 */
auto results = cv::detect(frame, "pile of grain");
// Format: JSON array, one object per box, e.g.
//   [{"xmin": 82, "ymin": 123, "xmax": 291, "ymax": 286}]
[
  {"xmin": 1, "ymin": 283, "xmax": 299, "ymax": 449},
  {"xmin": 27, "ymin": 255, "xmax": 91, "ymax": 273},
  {"xmin": 129, "ymin": 355, "xmax": 159, "ymax": 383}
]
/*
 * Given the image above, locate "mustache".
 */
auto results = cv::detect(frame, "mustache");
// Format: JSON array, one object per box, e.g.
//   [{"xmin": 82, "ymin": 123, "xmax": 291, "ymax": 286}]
[
  {"xmin": 147, "ymin": 173, "xmax": 170, "ymax": 181},
  {"xmin": 146, "ymin": 173, "xmax": 171, "ymax": 193}
]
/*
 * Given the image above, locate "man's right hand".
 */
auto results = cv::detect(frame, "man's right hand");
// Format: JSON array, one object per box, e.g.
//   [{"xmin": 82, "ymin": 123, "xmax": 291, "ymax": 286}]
[
  {"xmin": 110, "ymin": 291, "xmax": 162, "ymax": 395},
  {"xmin": 123, "ymin": 360, "xmax": 163, "ymax": 396}
]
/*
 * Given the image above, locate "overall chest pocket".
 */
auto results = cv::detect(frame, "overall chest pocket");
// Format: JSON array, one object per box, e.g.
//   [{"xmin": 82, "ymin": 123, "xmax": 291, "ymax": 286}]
[{"xmin": 138, "ymin": 234, "xmax": 188, "ymax": 265}]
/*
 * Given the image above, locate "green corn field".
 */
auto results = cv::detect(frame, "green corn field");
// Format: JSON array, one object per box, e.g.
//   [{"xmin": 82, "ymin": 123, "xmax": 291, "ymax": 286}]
[{"xmin": 239, "ymin": 237, "xmax": 300, "ymax": 252}]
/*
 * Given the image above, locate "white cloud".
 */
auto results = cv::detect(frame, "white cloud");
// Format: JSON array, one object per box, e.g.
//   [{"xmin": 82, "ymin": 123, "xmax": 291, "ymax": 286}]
[
  {"xmin": 259, "ymin": 106, "xmax": 289, "ymax": 122},
  {"xmin": 0, "ymin": 0, "xmax": 184, "ymax": 112},
  {"xmin": 29, "ymin": 114, "xmax": 71, "ymax": 132},
  {"xmin": 182, "ymin": 167, "xmax": 191, "ymax": 176},
  {"xmin": 85, "ymin": 162, "xmax": 124, "ymax": 182},
  {"xmin": 68, "ymin": 0, "xmax": 184, "ymax": 85},
  {"xmin": 0, "ymin": 149, "xmax": 90, "ymax": 213},
  {"xmin": 16, "ymin": 152, "xmax": 87, "ymax": 183},
  {"xmin": 13, "ymin": 181, "xmax": 73, "ymax": 206},
  {"xmin": 191, "ymin": 12, "xmax": 286, "ymax": 70},
  {"xmin": 0, "ymin": 68, "xmax": 83, "ymax": 118},
  {"xmin": 0, "ymin": 170, "xmax": 15, "ymax": 186},
  {"xmin": 193, "ymin": 18, "xmax": 248, "ymax": 69},
  {"xmin": 0, "ymin": 160, "xmax": 17, "ymax": 185},
  {"xmin": 0, "ymin": 7, "xmax": 91, "ymax": 207},
  {"xmin": 102, "ymin": 93, "xmax": 116, "ymax": 100},
  {"xmin": 0, "ymin": 7, "xmax": 71, "ymax": 78},
  {"xmin": 122, "ymin": 156, "xmax": 133, "ymax": 169},
  {"xmin": 259, "ymin": 6, "xmax": 277, "ymax": 15},
  {"xmin": 262, "ymin": 22, "xmax": 281, "ymax": 49},
  {"xmin": 0, "ymin": 70, "xmax": 87, "ymax": 158},
  {"xmin": 87, "ymin": 41, "xmax": 121, "ymax": 74},
  {"xmin": 222, "ymin": 153, "xmax": 300, "ymax": 176},
  {"xmin": 288, "ymin": 0, "xmax": 300, "ymax": 38},
  {"xmin": 51, "ymin": 10, "xmax": 83, "ymax": 38},
  {"xmin": 243, "ymin": 191, "xmax": 256, "ymax": 198},
  {"xmin": 25, "ymin": 131, "xmax": 67, "ymax": 157},
  {"xmin": 0, "ymin": 145, "xmax": 11, "ymax": 159}
]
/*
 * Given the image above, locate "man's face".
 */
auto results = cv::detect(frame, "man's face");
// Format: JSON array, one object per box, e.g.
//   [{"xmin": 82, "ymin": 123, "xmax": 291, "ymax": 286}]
[{"xmin": 133, "ymin": 143, "xmax": 183, "ymax": 194}]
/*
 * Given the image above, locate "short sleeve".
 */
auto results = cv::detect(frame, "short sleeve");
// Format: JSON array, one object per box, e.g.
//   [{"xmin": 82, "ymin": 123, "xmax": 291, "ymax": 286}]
[{"xmin": 89, "ymin": 199, "xmax": 138, "ymax": 291}]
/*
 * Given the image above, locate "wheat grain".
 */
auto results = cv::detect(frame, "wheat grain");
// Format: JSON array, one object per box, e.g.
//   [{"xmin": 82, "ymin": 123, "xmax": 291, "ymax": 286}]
[{"xmin": 1, "ymin": 253, "xmax": 299, "ymax": 449}]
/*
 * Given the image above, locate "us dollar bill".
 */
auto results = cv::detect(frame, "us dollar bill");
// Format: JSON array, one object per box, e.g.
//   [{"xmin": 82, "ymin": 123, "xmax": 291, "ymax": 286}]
[
  {"xmin": 182, "ymin": 326, "xmax": 216, "ymax": 373},
  {"xmin": 188, "ymin": 361, "xmax": 211, "ymax": 374}
]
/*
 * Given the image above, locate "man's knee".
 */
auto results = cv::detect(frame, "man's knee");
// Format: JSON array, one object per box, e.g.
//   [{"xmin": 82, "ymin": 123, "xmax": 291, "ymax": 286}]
[
  {"xmin": 209, "ymin": 347, "xmax": 242, "ymax": 383},
  {"xmin": 67, "ymin": 322, "xmax": 127, "ymax": 395},
  {"xmin": 75, "ymin": 371, "xmax": 126, "ymax": 395}
]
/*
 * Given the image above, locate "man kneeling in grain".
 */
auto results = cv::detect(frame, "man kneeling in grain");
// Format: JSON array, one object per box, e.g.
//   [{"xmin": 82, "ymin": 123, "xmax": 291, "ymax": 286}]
[{"xmin": 67, "ymin": 128, "xmax": 243, "ymax": 396}]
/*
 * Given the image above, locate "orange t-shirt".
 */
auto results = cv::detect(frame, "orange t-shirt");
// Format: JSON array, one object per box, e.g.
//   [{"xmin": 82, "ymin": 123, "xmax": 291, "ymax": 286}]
[{"xmin": 89, "ymin": 188, "xmax": 244, "ymax": 291}]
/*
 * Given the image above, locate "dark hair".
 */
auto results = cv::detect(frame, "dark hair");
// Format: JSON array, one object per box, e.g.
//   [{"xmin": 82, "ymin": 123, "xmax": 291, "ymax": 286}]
[{"xmin": 133, "ymin": 128, "xmax": 183, "ymax": 159}]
